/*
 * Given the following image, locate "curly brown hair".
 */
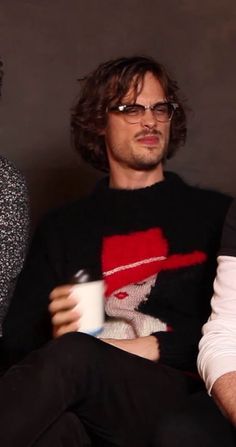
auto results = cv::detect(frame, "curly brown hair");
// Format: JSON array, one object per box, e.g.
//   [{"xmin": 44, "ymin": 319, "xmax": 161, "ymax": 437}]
[{"xmin": 71, "ymin": 56, "xmax": 187, "ymax": 172}]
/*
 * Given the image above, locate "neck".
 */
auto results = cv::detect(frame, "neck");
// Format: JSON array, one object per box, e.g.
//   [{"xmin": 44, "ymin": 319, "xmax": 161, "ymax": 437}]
[{"xmin": 109, "ymin": 164, "xmax": 164, "ymax": 189}]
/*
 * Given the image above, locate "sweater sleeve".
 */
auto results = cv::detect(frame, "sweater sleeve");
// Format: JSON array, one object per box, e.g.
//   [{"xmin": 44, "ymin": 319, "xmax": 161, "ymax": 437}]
[
  {"xmin": 0, "ymin": 157, "xmax": 30, "ymax": 336},
  {"xmin": 198, "ymin": 200, "xmax": 236, "ymax": 392},
  {"xmin": 198, "ymin": 255, "xmax": 236, "ymax": 392},
  {"xmin": 219, "ymin": 199, "xmax": 236, "ymax": 256},
  {"xmin": 155, "ymin": 327, "xmax": 201, "ymax": 372},
  {"xmin": 150, "ymin": 264, "xmax": 208, "ymax": 372},
  {"xmin": 0, "ymin": 216, "xmax": 59, "ymax": 372},
  {"xmin": 150, "ymin": 193, "xmax": 233, "ymax": 373}
]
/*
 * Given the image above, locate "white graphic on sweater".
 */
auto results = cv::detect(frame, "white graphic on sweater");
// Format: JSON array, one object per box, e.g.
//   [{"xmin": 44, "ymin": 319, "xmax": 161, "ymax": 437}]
[{"xmin": 98, "ymin": 274, "xmax": 167, "ymax": 339}]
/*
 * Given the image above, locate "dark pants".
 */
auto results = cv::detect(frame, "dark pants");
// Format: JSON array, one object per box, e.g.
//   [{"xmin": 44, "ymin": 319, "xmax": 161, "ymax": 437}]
[
  {"xmin": 0, "ymin": 333, "xmax": 234, "ymax": 447},
  {"xmin": 154, "ymin": 391, "xmax": 236, "ymax": 446}
]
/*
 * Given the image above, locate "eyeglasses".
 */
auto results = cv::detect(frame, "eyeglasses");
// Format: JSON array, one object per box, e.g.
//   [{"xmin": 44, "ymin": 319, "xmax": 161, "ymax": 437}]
[{"xmin": 107, "ymin": 101, "xmax": 179, "ymax": 124}]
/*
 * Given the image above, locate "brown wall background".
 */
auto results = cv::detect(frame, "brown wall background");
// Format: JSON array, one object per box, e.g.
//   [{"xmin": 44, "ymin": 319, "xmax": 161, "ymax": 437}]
[{"xmin": 0, "ymin": 0, "xmax": 236, "ymax": 224}]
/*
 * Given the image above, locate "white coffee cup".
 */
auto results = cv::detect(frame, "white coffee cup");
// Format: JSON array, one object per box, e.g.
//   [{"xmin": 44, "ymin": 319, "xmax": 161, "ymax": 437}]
[{"xmin": 70, "ymin": 279, "xmax": 105, "ymax": 336}]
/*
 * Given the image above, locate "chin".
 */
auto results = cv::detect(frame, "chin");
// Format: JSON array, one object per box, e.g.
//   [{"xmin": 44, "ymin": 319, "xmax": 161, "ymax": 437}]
[
  {"xmin": 131, "ymin": 160, "xmax": 163, "ymax": 171},
  {"xmin": 132, "ymin": 153, "xmax": 165, "ymax": 170}
]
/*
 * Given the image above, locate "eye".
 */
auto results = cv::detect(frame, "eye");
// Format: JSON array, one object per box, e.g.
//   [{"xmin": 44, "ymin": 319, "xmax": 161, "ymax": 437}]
[
  {"xmin": 123, "ymin": 105, "xmax": 143, "ymax": 116},
  {"xmin": 153, "ymin": 103, "xmax": 170, "ymax": 115},
  {"xmin": 134, "ymin": 281, "xmax": 146, "ymax": 287}
]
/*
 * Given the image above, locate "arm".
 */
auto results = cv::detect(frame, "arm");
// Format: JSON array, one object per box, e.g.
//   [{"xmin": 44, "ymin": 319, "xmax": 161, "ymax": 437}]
[
  {"xmin": 0, "ymin": 158, "xmax": 30, "ymax": 334},
  {"xmin": 144, "ymin": 264, "xmax": 213, "ymax": 372},
  {"xmin": 0, "ymin": 196, "xmax": 103, "ymax": 371},
  {"xmin": 198, "ymin": 200, "xmax": 236, "ymax": 416},
  {"xmin": 198, "ymin": 200, "xmax": 236, "ymax": 425},
  {"xmin": 198, "ymin": 255, "xmax": 236, "ymax": 423},
  {"xmin": 0, "ymin": 217, "xmax": 61, "ymax": 370},
  {"xmin": 49, "ymin": 286, "xmax": 159, "ymax": 361},
  {"xmin": 101, "ymin": 336, "xmax": 159, "ymax": 361},
  {"xmin": 212, "ymin": 372, "xmax": 236, "ymax": 426}
]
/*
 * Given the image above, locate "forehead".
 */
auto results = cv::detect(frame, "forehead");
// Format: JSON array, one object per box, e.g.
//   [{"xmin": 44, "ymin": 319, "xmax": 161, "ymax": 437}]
[{"xmin": 123, "ymin": 72, "xmax": 166, "ymax": 104}]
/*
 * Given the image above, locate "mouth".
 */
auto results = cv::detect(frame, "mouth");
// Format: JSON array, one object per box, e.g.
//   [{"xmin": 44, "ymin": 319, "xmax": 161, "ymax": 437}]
[
  {"xmin": 136, "ymin": 135, "xmax": 160, "ymax": 146},
  {"xmin": 114, "ymin": 291, "xmax": 129, "ymax": 299}
]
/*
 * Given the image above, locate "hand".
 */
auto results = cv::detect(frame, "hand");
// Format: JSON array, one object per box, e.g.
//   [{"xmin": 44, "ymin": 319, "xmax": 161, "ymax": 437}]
[
  {"xmin": 49, "ymin": 285, "xmax": 80, "ymax": 338},
  {"xmin": 101, "ymin": 336, "xmax": 160, "ymax": 361}
]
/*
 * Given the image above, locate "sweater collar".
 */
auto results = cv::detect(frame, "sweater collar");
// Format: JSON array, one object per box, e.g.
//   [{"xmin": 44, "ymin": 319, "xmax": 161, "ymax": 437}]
[{"xmin": 93, "ymin": 171, "xmax": 186, "ymax": 198}]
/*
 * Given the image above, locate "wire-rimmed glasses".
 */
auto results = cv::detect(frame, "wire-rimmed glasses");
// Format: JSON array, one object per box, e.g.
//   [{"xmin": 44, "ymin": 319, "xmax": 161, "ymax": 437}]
[{"xmin": 107, "ymin": 101, "xmax": 179, "ymax": 124}]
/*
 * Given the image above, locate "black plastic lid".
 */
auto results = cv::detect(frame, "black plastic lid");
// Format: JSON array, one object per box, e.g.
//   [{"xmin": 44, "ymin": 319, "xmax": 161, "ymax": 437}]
[{"xmin": 71, "ymin": 267, "xmax": 102, "ymax": 284}]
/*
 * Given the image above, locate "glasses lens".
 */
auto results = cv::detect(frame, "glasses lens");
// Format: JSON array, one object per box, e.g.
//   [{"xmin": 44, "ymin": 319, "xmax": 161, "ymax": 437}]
[
  {"xmin": 152, "ymin": 103, "xmax": 173, "ymax": 122},
  {"xmin": 108, "ymin": 102, "xmax": 177, "ymax": 124},
  {"xmin": 122, "ymin": 105, "xmax": 144, "ymax": 123}
]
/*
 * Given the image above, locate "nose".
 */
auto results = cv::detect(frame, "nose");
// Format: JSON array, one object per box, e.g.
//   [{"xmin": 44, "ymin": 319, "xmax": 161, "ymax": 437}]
[{"xmin": 140, "ymin": 109, "xmax": 156, "ymax": 128}]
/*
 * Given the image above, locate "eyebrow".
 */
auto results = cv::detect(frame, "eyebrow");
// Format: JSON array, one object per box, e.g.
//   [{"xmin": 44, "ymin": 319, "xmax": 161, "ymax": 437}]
[{"xmin": 120, "ymin": 100, "xmax": 168, "ymax": 106}]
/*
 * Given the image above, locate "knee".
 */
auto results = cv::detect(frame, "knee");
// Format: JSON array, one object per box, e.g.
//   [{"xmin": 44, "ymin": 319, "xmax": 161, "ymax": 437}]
[
  {"xmin": 154, "ymin": 412, "xmax": 215, "ymax": 447},
  {"xmin": 37, "ymin": 332, "xmax": 109, "ymax": 371},
  {"xmin": 44, "ymin": 332, "xmax": 100, "ymax": 362},
  {"xmin": 24, "ymin": 333, "xmax": 111, "ymax": 389}
]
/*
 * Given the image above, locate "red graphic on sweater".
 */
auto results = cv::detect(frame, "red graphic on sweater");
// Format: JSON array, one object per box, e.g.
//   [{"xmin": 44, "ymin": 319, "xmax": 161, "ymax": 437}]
[
  {"xmin": 102, "ymin": 228, "xmax": 206, "ymax": 297},
  {"xmin": 114, "ymin": 291, "xmax": 129, "ymax": 299}
]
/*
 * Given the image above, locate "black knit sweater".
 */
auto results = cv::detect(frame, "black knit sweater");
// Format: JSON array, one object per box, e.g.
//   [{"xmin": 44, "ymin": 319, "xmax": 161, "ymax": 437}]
[{"xmin": 0, "ymin": 172, "xmax": 232, "ymax": 373}]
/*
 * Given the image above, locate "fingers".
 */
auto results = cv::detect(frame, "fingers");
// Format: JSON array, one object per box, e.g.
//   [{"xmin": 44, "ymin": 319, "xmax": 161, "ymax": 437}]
[
  {"xmin": 48, "ymin": 295, "xmax": 78, "ymax": 315},
  {"xmin": 48, "ymin": 285, "xmax": 80, "ymax": 338},
  {"xmin": 50, "ymin": 306, "xmax": 80, "ymax": 327},
  {"xmin": 53, "ymin": 321, "xmax": 80, "ymax": 338},
  {"xmin": 49, "ymin": 285, "xmax": 73, "ymax": 301}
]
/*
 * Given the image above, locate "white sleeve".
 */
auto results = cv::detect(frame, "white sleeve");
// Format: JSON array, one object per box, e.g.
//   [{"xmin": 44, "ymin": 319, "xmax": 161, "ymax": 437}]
[{"xmin": 198, "ymin": 255, "xmax": 236, "ymax": 394}]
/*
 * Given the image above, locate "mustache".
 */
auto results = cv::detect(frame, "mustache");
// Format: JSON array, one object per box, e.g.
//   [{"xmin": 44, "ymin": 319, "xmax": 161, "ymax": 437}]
[{"xmin": 134, "ymin": 129, "xmax": 162, "ymax": 139}]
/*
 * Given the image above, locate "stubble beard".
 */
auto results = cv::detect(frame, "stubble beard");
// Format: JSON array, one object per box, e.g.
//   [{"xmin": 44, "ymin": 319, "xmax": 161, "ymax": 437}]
[
  {"xmin": 125, "ymin": 137, "xmax": 169, "ymax": 171},
  {"xmin": 107, "ymin": 131, "xmax": 169, "ymax": 172},
  {"xmin": 128, "ymin": 147, "xmax": 167, "ymax": 171}
]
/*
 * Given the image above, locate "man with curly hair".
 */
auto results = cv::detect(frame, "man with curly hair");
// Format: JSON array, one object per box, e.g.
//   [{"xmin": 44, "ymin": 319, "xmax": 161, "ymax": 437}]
[{"xmin": 0, "ymin": 56, "xmax": 234, "ymax": 446}]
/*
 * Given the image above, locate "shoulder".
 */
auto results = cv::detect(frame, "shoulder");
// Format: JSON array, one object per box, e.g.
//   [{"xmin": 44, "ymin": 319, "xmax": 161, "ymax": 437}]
[
  {"xmin": 39, "ymin": 177, "xmax": 107, "ymax": 232},
  {"xmin": 0, "ymin": 156, "xmax": 29, "ymax": 228},
  {"xmin": 0, "ymin": 155, "xmax": 25, "ymax": 180},
  {"xmin": 29, "ymin": 191, "xmax": 102, "ymax": 271},
  {"xmin": 36, "ymin": 193, "xmax": 95, "ymax": 240},
  {"xmin": 224, "ymin": 198, "xmax": 236, "ymax": 222},
  {"xmin": 171, "ymin": 172, "xmax": 232, "ymax": 220},
  {"xmin": 188, "ymin": 189, "xmax": 232, "ymax": 243},
  {"xmin": 166, "ymin": 173, "xmax": 232, "ymax": 247},
  {"xmin": 220, "ymin": 198, "xmax": 236, "ymax": 256},
  {"xmin": 187, "ymin": 184, "xmax": 231, "ymax": 216},
  {"xmin": 0, "ymin": 155, "xmax": 28, "ymax": 192}
]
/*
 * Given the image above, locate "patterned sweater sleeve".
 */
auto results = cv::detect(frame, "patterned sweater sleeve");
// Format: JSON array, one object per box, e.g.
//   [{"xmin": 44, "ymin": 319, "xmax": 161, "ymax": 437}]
[
  {"xmin": 198, "ymin": 199, "xmax": 236, "ymax": 392},
  {"xmin": 0, "ymin": 156, "xmax": 30, "ymax": 335}
]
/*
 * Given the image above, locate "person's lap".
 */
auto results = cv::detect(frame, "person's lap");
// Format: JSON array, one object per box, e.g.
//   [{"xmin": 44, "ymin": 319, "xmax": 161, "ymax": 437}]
[
  {"xmin": 153, "ymin": 390, "xmax": 236, "ymax": 447},
  {"xmin": 0, "ymin": 333, "xmax": 234, "ymax": 447},
  {"xmin": 33, "ymin": 412, "xmax": 92, "ymax": 447}
]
